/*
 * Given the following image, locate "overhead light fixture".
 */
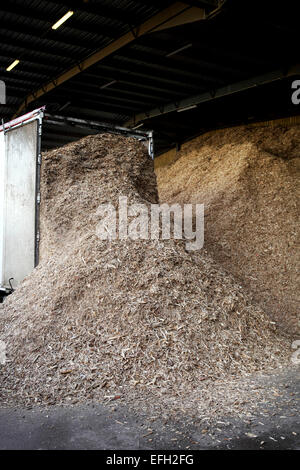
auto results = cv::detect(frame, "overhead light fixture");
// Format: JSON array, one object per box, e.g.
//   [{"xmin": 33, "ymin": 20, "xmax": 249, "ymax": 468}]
[
  {"xmin": 6, "ymin": 59, "xmax": 20, "ymax": 72},
  {"xmin": 52, "ymin": 11, "xmax": 74, "ymax": 30},
  {"xmin": 177, "ymin": 104, "xmax": 197, "ymax": 113},
  {"xmin": 100, "ymin": 80, "xmax": 117, "ymax": 89},
  {"xmin": 166, "ymin": 43, "xmax": 192, "ymax": 57},
  {"xmin": 58, "ymin": 101, "xmax": 71, "ymax": 112},
  {"xmin": 132, "ymin": 123, "xmax": 144, "ymax": 130}
]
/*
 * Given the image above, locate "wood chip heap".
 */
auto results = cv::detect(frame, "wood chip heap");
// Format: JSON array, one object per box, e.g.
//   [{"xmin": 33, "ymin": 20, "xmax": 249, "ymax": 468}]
[
  {"xmin": 156, "ymin": 124, "xmax": 300, "ymax": 335},
  {"xmin": 0, "ymin": 132, "xmax": 292, "ymax": 407}
]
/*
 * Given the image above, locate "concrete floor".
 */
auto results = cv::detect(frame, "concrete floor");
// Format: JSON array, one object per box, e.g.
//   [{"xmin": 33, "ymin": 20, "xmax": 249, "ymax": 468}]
[
  {"xmin": 0, "ymin": 401, "xmax": 299, "ymax": 450},
  {"xmin": 0, "ymin": 368, "xmax": 299, "ymax": 450}
]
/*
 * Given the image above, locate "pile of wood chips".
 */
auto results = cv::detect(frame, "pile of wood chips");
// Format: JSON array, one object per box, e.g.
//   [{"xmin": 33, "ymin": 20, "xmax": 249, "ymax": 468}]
[
  {"xmin": 0, "ymin": 133, "xmax": 292, "ymax": 408},
  {"xmin": 156, "ymin": 124, "xmax": 300, "ymax": 335}
]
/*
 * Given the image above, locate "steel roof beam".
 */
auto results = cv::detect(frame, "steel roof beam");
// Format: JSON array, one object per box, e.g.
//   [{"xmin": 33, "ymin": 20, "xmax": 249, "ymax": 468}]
[
  {"xmin": 14, "ymin": 2, "xmax": 204, "ymax": 117},
  {"xmin": 126, "ymin": 66, "xmax": 299, "ymax": 126}
]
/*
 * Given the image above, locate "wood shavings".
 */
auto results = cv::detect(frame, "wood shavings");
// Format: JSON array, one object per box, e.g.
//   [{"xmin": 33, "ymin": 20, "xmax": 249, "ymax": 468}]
[
  {"xmin": 156, "ymin": 124, "xmax": 300, "ymax": 335},
  {"xmin": 0, "ymin": 132, "xmax": 293, "ymax": 413}
]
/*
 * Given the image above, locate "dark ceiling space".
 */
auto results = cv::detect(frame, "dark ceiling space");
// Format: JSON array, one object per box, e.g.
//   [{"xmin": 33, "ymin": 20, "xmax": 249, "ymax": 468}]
[{"xmin": 0, "ymin": 0, "xmax": 299, "ymax": 155}]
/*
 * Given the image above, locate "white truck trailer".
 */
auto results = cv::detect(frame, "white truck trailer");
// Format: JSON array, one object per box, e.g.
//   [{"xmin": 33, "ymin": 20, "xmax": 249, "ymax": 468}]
[{"xmin": 0, "ymin": 107, "xmax": 44, "ymax": 301}]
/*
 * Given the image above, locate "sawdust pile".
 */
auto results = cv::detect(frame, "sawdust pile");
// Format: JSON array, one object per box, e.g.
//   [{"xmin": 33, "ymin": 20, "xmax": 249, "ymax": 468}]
[
  {"xmin": 0, "ymin": 133, "xmax": 291, "ymax": 407},
  {"xmin": 156, "ymin": 124, "xmax": 300, "ymax": 335}
]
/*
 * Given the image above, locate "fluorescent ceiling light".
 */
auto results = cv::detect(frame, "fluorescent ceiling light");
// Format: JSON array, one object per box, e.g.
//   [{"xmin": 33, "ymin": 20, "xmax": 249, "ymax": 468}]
[
  {"xmin": 52, "ymin": 11, "xmax": 74, "ymax": 30},
  {"xmin": 132, "ymin": 123, "xmax": 144, "ymax": 129},
  {"xmin": 177, "ymin": 104, "xmax": 197, "ymax": 113},
  {"xmin": 100, "ymin": 80, "xmax": 117, "ymax": 89},
  {"xmin": 58, "ymin": 101, "xmax": 71, "ymax": 112},
  {"xmin": 6, "ymin": 59, "xmax": 20, "ymax": 72},
  {"xmin": 166, "ymin": 43, "xmax": 192, "ymax": 57}
]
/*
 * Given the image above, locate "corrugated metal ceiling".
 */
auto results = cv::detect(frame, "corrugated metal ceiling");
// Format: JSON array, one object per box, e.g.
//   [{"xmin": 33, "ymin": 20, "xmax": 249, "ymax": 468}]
[{"xmin": 0, "ymin": 0, "xmax": 299, "ymax": 153}]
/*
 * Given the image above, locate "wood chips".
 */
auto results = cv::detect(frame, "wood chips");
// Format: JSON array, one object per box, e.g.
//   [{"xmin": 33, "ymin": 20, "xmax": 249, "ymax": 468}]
[
  {"xmin": 0, "ymin": 132, "xmax": 293, "ymax": 409},
  {"xmin": 156, "ymin": 124, "xmax": 300, "ymax": 335}
]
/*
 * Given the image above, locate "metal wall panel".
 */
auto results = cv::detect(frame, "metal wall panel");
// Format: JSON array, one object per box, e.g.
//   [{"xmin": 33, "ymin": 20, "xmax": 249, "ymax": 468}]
[
  {"xmin": 0, "ymin": 121, "xmax": 38, "ymax": 289},
  {"xmin": 0, "ymin": 131, "xmax": 5, "ymax": 287}
]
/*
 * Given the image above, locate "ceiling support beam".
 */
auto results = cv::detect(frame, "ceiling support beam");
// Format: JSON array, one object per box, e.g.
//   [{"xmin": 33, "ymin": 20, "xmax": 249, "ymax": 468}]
[
  {"xmin": 14, "ymin": 2, "xmax": 205, "ymax": 118},
  {"xmin": 126, "ymin": 65, "xmax": 300, "ymax": 126}
]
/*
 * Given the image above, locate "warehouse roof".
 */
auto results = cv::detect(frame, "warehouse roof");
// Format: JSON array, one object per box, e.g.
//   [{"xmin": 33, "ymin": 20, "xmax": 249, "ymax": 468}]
[{"xmin": 0, "ymin": 0, "xmax": 299, "ymax": 154}]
